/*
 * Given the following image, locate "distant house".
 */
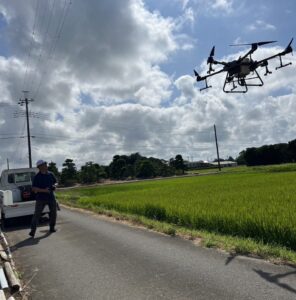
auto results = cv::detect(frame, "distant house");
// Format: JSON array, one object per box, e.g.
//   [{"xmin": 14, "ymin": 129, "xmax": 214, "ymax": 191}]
[
  {"xmin": 184, "ymin": 160, "xmax": 212, "ymax": 169},
  {"xmin": 210, "ymin": 161, "xmax": 238, "ymax": 168}
]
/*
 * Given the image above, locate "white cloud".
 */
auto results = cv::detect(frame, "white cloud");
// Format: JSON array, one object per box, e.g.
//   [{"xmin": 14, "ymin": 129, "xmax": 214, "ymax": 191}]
[
  {"xmin": 175, "ymin": 7, "xmax": 196, "ymax": 29},
  {"xmin": 0, "ymin": 1, "xmax": 295, "ymax": 171},
  {"xmin": 193, "ymin": 0, "xmax": 248, "ymax": 16},
  {"xmin": 179, "ymin": 0, "xmax": 190, "ymax": 10},
  {"xmin": 0, "ymin": 0, "xmax": 181, "ymax": 108},
  {"xmin": 246, "ymin": 20, "xmax": 276, "ymax": 32},
  {"xmin": 211, "ymin": 0, "xmax": 234, "ymax": 12}
]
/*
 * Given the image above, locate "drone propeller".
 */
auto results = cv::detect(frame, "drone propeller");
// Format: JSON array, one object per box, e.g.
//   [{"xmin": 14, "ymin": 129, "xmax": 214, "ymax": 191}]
[
  {"xmin": 207, "ymin": 46, "xmax": 215, "ymax": 74},
  {"xmin": 280, "ymin": 37, "xmax": 294, "ymax": 58},
  {"xmin": 209, "ymin": 46, "xmax": 215, "ymax": 57},
  {"xmin": 230, "ymin": 40, "xmax": 277, "ymax": 47},
  {"xmin": 287, "ymin": 37, "xmax": 294, "ymax": 47},
  {"xmin": 194, "ymin": 70, "xmax": 202, "ymax": 81},
  {"xmin": 286, "ymin": 38, "xmax": 294, "ymax": 55},
  {"xmin": 207, "ymin": 46, "xmax": 215, "ymax": 63}
]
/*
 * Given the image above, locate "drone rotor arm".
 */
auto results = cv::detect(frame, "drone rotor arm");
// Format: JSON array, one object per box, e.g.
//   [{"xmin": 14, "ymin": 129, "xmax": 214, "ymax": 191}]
[
  {"xmin": 203, "ymin": 68, "xmax": 225, "ymax": 79},
  {"xmin": 194, "ymin": 70, "xmax": 204, "ymax": 81},
  {"xmin": 251, "ymin": 39, "xmax": 293, "ymax": 67},
  {"xmin": 256, "ymin": 54, "xmax": 281, "ymax": 66},
  {"xmin": 256, "ymin": 44, "xmax": 293, "ymax": 70},
  {"xmin": 194, "ymin": 68, "xmax": 225, "ymax": 83},
  {"xmin": 212, "ymin": 60, "xmax": 227, "ymax": 66},
  {"xmin": 238, "ymin": 49, "xmax": 256, "ymax": 62}
]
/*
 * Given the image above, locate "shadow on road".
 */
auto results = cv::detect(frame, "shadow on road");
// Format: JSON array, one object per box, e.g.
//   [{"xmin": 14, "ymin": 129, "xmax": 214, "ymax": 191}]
[
  {"xmin": 10, "ymin": 232, "xmax": 52, "ymax": 252},
  {"xmin": 225, "ymin": 253, "xmax": 296, "ymax": 295},
  {"xmin": 225, "ymin": 253, "xmax": 238, "ymax": 265},
  {"xmin": 253, "ymin": 267, "xmax": 296, "ymax": 295},
  {"xmin": 3, "ymin": 216, "xmax": 53, "ymax": 252},
  {"xmin": 3, "ymin": 215, "xmax": 49, "ymax": 232}
]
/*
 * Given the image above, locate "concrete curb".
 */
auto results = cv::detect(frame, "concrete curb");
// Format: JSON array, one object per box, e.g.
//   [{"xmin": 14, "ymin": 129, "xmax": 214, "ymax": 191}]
[
  {"xmin": 3, "ymin": 263, "xmax": 20, "ymax": 291},
  {"xmin": 0, "ymin": 232, "xmax": 21, "ymax": 299}
]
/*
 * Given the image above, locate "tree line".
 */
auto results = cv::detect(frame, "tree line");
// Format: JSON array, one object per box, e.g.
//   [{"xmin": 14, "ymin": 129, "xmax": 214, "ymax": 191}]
[
  {"xmin": 236, "ymin": 139, "xmax": 296, "ymax": 166},
  {"xmin": 48, "ymin": 153, "xmax": 186, "ymax": 186}
]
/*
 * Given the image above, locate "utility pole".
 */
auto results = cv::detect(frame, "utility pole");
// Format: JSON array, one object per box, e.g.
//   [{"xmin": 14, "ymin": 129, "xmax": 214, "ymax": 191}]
[
  {"xmin": 18, "ymin": 91, "xmax": 34, "ymax": 168},
  {"xmin": 7, "ymin": 158, "xmax": 9, "ymax": 170},
  {"xmin": 214, "ymin": 124, "xmax": 221, "ymax": 171}
]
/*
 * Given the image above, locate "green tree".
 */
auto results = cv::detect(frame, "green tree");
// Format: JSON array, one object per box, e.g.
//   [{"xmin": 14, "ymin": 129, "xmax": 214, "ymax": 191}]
[
  {"xmin": 60, "ymin": 158, "xmax": 77, "ymax": 186},
  {"xmin": 288, "ymin": 139, "xmax": 296, "ymax": 162},
  {"xmin": 80, "ymin": 162, "xmax": 106, "ymax": 184},
  {"xmin": 109, "ymin": 153, "xmax": 177, "ymax": 179},
  {"xmin": 136, "ymin": 160, "xmax": 155, "ymax": 178},
  {"xmin": 48, "ymin": 161, "xmax": 60, "ymax": 179},
  {"xmin": 109, "ymin": 157, "xmax": 127, "ymax": 179},
  {"xmin": 174, "ymin": 154, "xmax": 185, "ymax": 174},
  {"xmin": 236, "ymin": 151, "xmax": 246, "ymax": 165},
  {"xmin": 147, "ymin": 157, "xmax": 174, "ymax": 177}
]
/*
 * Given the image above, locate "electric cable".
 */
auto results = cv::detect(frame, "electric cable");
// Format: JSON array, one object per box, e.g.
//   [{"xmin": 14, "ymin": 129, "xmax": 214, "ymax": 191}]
[
  {"xmin": 33, "ymin": 0, "xmax": 72, "ymax": 100},
  {"xmin": 21, "ymin": 0, "xmax": 41, "ymax": 93},
  {"xmin": 27, "ymin": 0, "xmax": 57, "ymax": 94}
]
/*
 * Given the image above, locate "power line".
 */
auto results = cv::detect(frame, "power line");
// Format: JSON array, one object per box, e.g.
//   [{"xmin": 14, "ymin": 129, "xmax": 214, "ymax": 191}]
[
  {"xmin": 51, "ymin": 0, "xmax": 72, "ymax": 60},
  {"xmin": 0, "ymin": 136, "xmax": 26, "ymax": 140},
  {"xmin": 0, "ymin": 132, "xmax": 26, "ymax": 136},
  {"xmin": 32, "ymin": 136, "xmax": 213, "ymax": 151},
  {"xmin": 28, "ymin": 0, "xmax": 56, "ymax": 90},
  {"xmin": 31, "ymin": 113, "xmax": 215, "ymax": 135},
  {"xmin": 33, "ymin": 0, "xmax": 72, "ymax": 99},
  {"xmin": 21, "ymin": 0, "xmax": 41, "ymax": 92},
  {"xmin": 30, "ymin": 130, "xmax": 214, "ymax": 139}
]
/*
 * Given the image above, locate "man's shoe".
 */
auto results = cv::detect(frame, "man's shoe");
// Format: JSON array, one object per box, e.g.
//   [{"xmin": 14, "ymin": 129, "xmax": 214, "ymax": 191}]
[
  {"xmin": 49, "ymin": 228, "xmax": 57, "ymax": 233},
  {"xmin": 29, "ymin": 231, "xmax": 35, "ymax": 238}
]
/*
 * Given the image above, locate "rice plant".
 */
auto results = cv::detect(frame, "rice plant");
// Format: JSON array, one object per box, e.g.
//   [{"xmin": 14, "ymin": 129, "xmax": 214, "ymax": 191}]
[{"xmin": 58, "ymin": 165, "xmax": 296, "ymax": 249}]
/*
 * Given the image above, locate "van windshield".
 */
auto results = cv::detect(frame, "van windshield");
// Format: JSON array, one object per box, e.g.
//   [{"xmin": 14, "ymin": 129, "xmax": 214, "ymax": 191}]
[{"xmin": 14, "ymin": 172, "xmax": 36, "ymax": 184}]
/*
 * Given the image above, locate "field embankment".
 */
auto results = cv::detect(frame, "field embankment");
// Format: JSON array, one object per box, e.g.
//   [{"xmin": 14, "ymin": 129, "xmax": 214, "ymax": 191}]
[{"xmin": 57, "ymin": 164, "xmax": 296, "ymax": 263}]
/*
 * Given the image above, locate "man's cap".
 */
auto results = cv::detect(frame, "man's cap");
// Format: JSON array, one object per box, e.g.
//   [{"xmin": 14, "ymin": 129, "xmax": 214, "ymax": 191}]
[{"xmin": 36, "ymin": 160, "xmax": 47, "ymax": 167}]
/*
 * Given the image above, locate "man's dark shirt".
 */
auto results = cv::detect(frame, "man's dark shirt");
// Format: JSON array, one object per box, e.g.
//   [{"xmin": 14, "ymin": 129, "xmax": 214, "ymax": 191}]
[{"xmin": 32, "ymin": 171, "xmax": 57, "ymax": 201}]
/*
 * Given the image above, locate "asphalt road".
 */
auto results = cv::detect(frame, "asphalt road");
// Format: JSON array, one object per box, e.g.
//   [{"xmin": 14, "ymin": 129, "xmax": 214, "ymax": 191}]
[{"xmin": 4, "ymin": 208, "xmax": 296, "ymax": 300}]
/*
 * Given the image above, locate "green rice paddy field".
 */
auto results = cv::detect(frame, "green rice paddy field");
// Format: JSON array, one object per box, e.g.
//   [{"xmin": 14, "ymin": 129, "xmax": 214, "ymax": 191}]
[{"xmin": 57, "ymin": 164, "xmax": 296, "ymax": 251}]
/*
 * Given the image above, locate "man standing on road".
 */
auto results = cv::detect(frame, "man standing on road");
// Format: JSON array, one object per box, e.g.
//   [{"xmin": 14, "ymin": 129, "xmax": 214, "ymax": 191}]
[{"xmin": 29, "ymin": 160, "xmax": 57, "ymax": 238}]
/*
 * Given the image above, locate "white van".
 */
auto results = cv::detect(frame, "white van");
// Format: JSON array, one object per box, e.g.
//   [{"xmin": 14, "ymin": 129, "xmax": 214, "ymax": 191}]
[{"xmin": 0, "ymin": 168, "xmax": 50, "ymax": 226}]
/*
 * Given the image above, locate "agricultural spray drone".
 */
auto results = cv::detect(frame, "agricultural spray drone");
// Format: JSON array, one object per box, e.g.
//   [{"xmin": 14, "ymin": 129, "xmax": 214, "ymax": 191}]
[{"xmin": 194, "ymin": 39, "xmax": 293, "ymax": 93}]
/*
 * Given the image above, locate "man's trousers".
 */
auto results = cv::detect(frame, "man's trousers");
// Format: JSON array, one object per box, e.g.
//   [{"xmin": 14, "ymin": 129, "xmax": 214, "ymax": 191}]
[{"xmin": 30, "ymin": 198, "xmax": 57, "ymax": 233}]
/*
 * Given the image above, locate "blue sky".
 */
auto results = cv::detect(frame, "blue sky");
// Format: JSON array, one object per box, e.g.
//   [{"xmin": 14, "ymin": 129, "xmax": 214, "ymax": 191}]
[{"xmin": 0, "ymin": 0, "xmax": 295, "ymax": 169}]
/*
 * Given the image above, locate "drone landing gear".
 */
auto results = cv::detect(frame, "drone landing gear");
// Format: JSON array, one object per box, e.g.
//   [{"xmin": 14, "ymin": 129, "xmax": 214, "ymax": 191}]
[
  {"xmin": 276, "ymin": 55, "xmax": 292, "ymax": 70},
  {"xmin": 230, "ymin": 81, "xmax": 238, "ymax": 92},
  {"xmin": 264, "ymin": 66, "xmax": 272, "ymax": 76},
  {"xmin": 261, "ymin": 61, "xmax": 272, "ymax": 76},
  {"xmin": 200, "ymin": 78, "xmax": 212, "ymax": 91},
  {"xmin": 223, "ymin": 70, "xmax": 264, "ymax": 93},
  {"xmin": 223, "ymin": 73, "xmax": 247, "ymax": 93}
]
